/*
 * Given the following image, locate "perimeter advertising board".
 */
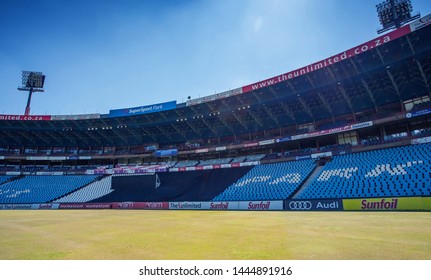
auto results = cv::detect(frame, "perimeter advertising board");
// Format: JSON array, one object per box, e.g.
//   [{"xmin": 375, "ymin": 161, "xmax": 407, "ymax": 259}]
[
  {"xmin": 31, "ymin": 204, "xmax": 60, "ymax": 210},
  {"xmin": 168, "ymin": 201, "xmax": 283, "ymax": 210},
  {"xmin": 113, "ymin": 202, "xmax": 168, "ymax": 210},
  {"xmin": 285, "ymin": 199, "xmax": 343, "ymax": 211},
  {"xmin": 238, "ymin": 201, "xmax": 283, "ymax": 211},
  {"xmin": 59, "ymin": 203, "xmax": 112, "ymax": 209},
  {"xmin": 0, "ymin": 204, "xmax": 32, "ymax": 210},
  {"xmin": 343, "ymin": 197, "xmax": 427, "ymax": 211},
  {"xmin": 169, "ymin": 202, "xmax": 208, "ymax": 210}
]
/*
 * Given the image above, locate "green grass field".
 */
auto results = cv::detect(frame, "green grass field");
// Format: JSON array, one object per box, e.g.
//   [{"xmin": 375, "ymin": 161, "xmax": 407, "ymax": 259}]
[{"xmin": 0, "ymin": 210, "xmax": 430, "ymax": 260}]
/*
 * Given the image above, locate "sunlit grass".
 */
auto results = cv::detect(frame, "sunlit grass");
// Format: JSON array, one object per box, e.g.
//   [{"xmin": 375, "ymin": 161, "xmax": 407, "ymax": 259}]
[{"xmin": 0, "ymin": 210, "xmax": 430, "ymax": 260}]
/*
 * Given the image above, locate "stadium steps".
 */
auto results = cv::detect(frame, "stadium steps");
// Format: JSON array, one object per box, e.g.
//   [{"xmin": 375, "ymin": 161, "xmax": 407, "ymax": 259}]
[
  {"xmin": 47, "ymin": 175, "xmax": 106, "ymax": 202},
  {"xmin": 54, "ymin": 175, "xmax": 114, "ymax": 203},
  {"xmin": 292, "ymin": 165, "xmax": 325, "ymax": 199}
]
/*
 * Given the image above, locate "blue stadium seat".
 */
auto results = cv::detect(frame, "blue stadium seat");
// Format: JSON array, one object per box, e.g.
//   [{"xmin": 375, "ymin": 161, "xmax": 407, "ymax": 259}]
[
  {"xmin": 213, "ymin": 159, "xmax": 316, "ymax": 201},
  {"xmin": 297, "ymin": 143, "xmax": 431, "ymax": 199},
  {"xmin": 0, "ymin": 175, "xmax": 99, "ymax": 203}
]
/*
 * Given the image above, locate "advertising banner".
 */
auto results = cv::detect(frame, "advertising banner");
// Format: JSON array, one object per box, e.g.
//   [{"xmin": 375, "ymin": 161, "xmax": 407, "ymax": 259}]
[
  {"xmin": 169, "ymin": 202, "xmax": 210, "ymax": 210},
  {"xmin": 195, "ymin": 148, "xmax": 209, "ymax": 154},
  {"xmin": 51, "ymin": 113, "xmax": 100, "ymax": 120},
  {"xmin": 343, "ymin": 197, "xmax": 424, "ymax": 211},
  {"xmin": 259, "ymin": 139, "xmax": 275, "ymax": 146},
  {"xmin": 243, "ymin": 142, "xmax": 258, "ymax": 148},
  {"xmin": 154, "ymin": 149, "xmax": 178, "ymax": 157},
  {"xmin": 6, "ymin": 171, "xmax": 21, "ymax": 176},
  {"xmin": 275, "ymin": 136, "xmax": 291, "ymax": 143},
  {"xmin": 113, "ymin": 202, "xmax": 168, "ymax": 210},
  {"xmin": 295, "ymin": 155, "xmax": 312, "ymax": 161},
  {"xmin": 285, "ymin": 199, "xmax": 343, "ymax": 211},
  {"xmin": 405, "ymin": 108, "xmax": 431, "ymax": 119},
  {"xmin": 0, "ymin": 114, "xmax": 52, "ymax": 121},
  {"xmin": 238, "ymin": 201, "xmax": 283, "ymax": 211},
  {"xmin": 59, "ymin": 203, "xmax": 112, "ymax": 209},
  {"xmin": 26, "ymin": 156, "xmax": 67, "ymax": 161},
  {"xmin": 411, "ymin": 136, "xmax": 431, "ymax": 145},
  {"xmin": 0, "ymin": 204, "xmax": 32, "ymax": 210},
  {"xmin": 209, "ymin": 202, "xmax": 232, "ymax": 210},
  {"xmin": 409, "ymin": 13, "xmax": 431, "ymax": 31},
  {"xmin": 31, "ymin": 204, "xmax": 60, "ymax": 210},
  {"xmin": 36, "ymin": 172, "xmax": 64, "ymax": 176},
  {"xmin": 109, "ymin": 101, "xmax": 177, "ymax": 117},
  {"xmin": 242, "ymin": 24, "xmax": 412, "ymax": 93},
  {"xmin": 311, "ymin": 152, "xmax": 332, "ymax": 159},
  {"xmin": 351, "ymin": 121, "xmax": 373, "ymax": 130}
]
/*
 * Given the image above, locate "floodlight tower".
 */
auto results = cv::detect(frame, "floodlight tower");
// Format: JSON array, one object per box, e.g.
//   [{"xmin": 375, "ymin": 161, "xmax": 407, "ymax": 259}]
[
  {"xmin": 17, "ymin": 71, "xmax": 46, "ymax": 116},
  {"xmin": 376, "ymin": 0, "xmax": 420, "ymax": 34}
]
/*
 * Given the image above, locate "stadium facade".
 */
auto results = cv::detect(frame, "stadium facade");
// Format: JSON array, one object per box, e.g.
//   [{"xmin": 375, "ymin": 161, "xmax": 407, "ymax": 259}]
[{"xmin": 0, "ymin": 14, "xmax": 430, "ymax": 211}]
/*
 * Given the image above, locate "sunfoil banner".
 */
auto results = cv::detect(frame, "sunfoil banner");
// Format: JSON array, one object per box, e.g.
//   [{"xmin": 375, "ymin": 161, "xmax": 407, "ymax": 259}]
[
  {"xmin": 285, "ymin": 199, "xmax": 343, "ymax": 211},
  {"xmin": 31, "ymin": 203, "xmax": 60, "ymax": 210},
  {"xmin": 343, "ymin": 197, "xmax": 428, "ymax": 211},
  {"xmin": 238, "ymin": 201, "xmax": 283, "ymax": 211},
  {"xmin": 109, "ymin": 100, "xmax": 177, "ymax": 117}
]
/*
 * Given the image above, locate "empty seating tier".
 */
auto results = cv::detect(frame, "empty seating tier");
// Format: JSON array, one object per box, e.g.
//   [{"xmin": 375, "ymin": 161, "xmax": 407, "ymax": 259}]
[
  {"xmin": 213, "ymin": 159, "xmax": 316, "ymax": 201},
  {"xmin": 297, "ymin": 143, "xmax": 431, "ymax": 199}
]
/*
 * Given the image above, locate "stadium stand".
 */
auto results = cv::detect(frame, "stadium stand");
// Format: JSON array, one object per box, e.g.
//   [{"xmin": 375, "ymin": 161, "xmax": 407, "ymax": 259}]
[
  {"xmin": 0, "ymin": 175, "xmax": 12, "ymax": 185},
  {"xmin": 297, "ymin": 144, "xmax": 431, "ymax": 199},
  {"xmin": 0, "ymin": 175, "xmax": 99, "ymax": 204},
  {"xmin": 54, "ymin": 175, "xmax": 113, "ymax": 203},
  {"xmin": 213, "ymin": 159, "xmax": 316, "ymax": 201},
  {"xmin": 91, "ymin": 167, "xmax": 253, "ymax": 202}
]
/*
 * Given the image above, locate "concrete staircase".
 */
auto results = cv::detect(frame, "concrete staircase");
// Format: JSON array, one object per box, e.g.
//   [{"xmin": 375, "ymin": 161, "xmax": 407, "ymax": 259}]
[{"xmin": 292, "ymin": 165, "xmax": 324, "ymax": 199}]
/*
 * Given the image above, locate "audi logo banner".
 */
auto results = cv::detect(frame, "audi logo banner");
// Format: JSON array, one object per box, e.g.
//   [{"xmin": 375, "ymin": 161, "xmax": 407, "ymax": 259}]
[{"xmin": 285, "ymin": 199, "xmax": 343, "ymax": 211}]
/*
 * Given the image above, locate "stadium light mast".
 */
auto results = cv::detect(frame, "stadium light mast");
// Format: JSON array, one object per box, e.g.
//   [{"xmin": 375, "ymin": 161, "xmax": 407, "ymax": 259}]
[
  {"xmin": 376, "ymin": 0, "xmax": 420, "ymax": 34},
  {"xmin": 17, "ymin": 70, "xmax": 46, "ymax": 116}
]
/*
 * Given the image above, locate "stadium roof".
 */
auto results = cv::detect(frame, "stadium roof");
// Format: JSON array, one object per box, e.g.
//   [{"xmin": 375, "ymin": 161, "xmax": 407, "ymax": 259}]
[{"xmin": 0, "ymin": 15, "xmax": 430, "ymax": 147}]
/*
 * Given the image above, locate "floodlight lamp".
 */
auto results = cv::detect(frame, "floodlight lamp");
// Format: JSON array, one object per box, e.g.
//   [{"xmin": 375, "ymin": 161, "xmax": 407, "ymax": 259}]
[
  {"xmin": 376, "ymin": 0, "xmax": 420, "ymax": 34},
  {"xmin": 21, "ymin": 70, "xmax": 45, "ymax": 89}
]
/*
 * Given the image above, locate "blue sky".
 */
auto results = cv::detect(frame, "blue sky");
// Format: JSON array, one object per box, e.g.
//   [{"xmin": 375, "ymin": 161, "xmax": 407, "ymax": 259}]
[{"xmin": 0, "ymin": 0, "xmax": 430, "ymax": 115}]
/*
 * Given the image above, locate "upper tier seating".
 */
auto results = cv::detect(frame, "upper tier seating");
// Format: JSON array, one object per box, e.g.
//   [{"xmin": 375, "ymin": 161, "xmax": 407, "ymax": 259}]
[{"xmin": 297, "ymin": 143, "xmax": 431, "ymax": 199}]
